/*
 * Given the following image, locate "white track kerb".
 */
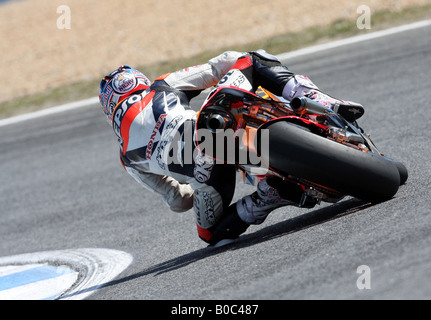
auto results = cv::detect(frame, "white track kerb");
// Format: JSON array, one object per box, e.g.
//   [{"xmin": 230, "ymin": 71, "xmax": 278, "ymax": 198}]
[{"xmin": 0, "ymin": 248, "xmax": 133, "ymax": 300}]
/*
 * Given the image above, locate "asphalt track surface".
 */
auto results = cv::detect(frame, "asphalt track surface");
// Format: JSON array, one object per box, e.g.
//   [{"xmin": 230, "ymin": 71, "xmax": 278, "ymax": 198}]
[{"xmin": 1, "ymin": 23, "xmax": 430, "ymax": 301}]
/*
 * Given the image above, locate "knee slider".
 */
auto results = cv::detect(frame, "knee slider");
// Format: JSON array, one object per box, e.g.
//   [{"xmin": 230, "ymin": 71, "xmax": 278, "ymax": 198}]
[{"xmin": 196, "ymin": 224, "xmax": 213, "ymax": 244}]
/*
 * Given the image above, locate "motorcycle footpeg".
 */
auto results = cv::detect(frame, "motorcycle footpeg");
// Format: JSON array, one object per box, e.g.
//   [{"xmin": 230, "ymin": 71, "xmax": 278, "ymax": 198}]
[{"xmin": 298, "ymin": 193, "xmax": 319, "ymax": 208}]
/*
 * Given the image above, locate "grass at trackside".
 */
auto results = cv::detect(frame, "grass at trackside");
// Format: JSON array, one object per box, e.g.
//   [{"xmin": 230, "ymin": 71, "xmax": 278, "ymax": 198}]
[{"xmin": 1, "ymin": 4, "xmax": 430, "ymax": 119}]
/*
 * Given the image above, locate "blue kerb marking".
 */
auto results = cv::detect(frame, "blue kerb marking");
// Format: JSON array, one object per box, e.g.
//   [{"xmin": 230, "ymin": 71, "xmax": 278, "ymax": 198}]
[{"xmin": 0, "ymin": 265, "xmax": 76, "ymax": 291}]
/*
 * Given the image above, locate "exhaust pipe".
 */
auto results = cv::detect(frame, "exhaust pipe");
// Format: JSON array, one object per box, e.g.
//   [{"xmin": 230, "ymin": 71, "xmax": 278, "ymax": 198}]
[{"xmin": 291, "ymin": 97, "xmax": 330, "ymax": 115}]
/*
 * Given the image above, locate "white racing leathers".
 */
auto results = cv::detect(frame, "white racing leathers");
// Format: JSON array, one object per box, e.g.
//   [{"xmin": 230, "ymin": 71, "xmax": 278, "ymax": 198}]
[
  {"xmin": 112, "ymin": 50, "xmax": 297, "ymax": 244},
  {"xmin": 113, "ymin": 52, "xmax": 244, "ymax": 236}
]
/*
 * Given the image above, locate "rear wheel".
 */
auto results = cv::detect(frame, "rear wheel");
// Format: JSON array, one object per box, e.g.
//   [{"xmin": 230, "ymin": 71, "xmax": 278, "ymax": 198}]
[
  {"xmin": 389, "ymin": 159, "xmax": 408, "ymax": 185},
  {"xmin": 258, "ymin": 121, "xmax": 401, "ymax": 202}
]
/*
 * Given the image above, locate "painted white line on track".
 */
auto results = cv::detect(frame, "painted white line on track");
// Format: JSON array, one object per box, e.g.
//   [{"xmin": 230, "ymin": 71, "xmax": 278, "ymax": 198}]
[
  {"xmin": 0, "ymin": 248, "xmax": 133, "ymax": 300},
  {"xmin": 0, "ymin": 19, "xmax": 430, "ymax": 128},
  {"xmin": 0, "ymin": 96, "xmax": 99, "ymax": 127},
  {"xmin": 277, "ymin": 19, "xmax": 431, "ymax": 61}
]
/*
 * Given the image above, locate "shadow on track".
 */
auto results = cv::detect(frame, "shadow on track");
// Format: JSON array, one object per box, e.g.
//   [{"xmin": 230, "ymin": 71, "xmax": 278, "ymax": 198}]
[
  {"xmin": 60, "ymin": 197, "xmax": 373, "ymax": 299},
  {"xmin": 237, "ymin": 197, "xmax": 373, "ymax": 248}
]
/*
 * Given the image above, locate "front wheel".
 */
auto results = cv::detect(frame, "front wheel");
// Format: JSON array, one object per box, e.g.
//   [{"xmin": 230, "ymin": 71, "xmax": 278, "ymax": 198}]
[{"xmin": 258, "ymin": 121, "xmax": 401, "ymax": 202}]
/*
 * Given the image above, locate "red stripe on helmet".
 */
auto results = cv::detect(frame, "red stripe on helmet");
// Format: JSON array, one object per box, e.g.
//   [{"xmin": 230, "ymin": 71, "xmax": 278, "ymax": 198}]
[{"xmin": 120, "ymin": 90, "xmax": 155, "ymax": 155}]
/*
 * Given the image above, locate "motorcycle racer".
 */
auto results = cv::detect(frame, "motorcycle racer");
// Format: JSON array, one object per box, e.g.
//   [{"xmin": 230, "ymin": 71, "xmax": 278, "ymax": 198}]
[{"xmin": 99, "ymin": 50, "xmax": 364, "ymax": 246}]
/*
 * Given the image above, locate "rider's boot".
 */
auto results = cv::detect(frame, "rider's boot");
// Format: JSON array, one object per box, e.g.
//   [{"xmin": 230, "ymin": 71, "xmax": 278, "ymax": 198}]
[
  {"xmin": 236, "ymin": 177, "xmax": 308, "ymax": 225},
  {"xmin": 282, "ymin": 75, "xmax": 365, "ymax": 122},
  {"xmin": 207, "ymin": 177, "xmax": 316, "ymax": 246}
]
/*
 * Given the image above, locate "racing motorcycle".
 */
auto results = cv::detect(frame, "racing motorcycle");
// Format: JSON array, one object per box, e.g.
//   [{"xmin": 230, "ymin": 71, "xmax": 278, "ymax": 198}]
[{"xmin": 195, "ymin": 86, "xmax": 408, "ymax": 206}]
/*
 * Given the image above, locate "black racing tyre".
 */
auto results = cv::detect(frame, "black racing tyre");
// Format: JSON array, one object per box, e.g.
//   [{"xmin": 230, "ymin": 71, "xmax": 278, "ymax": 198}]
[
  {"xmin": 397, "ymin": 161, "xmax": 408, "ymax": 185},
  {"xmin": 257, "ymin": 121, "xmax": 401, "ymax": 202},
  {"xmin": 387, "ymin": 159, "xmax": 408, "ymax": 185}
]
